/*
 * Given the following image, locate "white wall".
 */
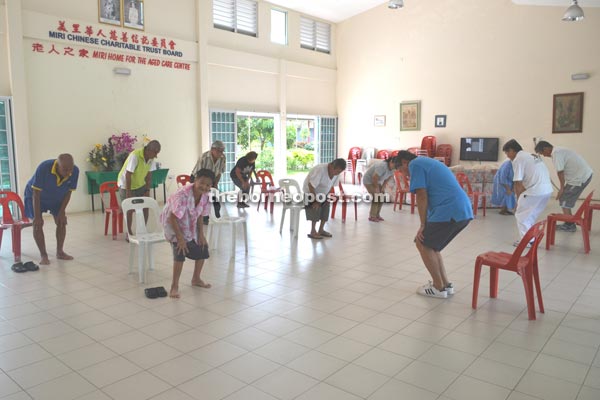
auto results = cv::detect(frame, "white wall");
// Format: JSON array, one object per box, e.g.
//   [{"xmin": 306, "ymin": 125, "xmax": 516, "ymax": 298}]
[
  {"xmin": 0, "ymin": 4, "xmax": 10, "ymax": 95},
  {"xmin": 337, "ymin": 0, "xmax": 599, "ymax": 195}
]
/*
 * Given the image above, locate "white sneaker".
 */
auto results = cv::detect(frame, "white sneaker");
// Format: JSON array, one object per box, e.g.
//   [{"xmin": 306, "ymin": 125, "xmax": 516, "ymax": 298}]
[
  {"xmin": 445, "ymin": 283, "xmax": 454, "ymax": 295},
  {"xmin": 417, "ymin": 282, "xmax": 448, "ymax": 299}
]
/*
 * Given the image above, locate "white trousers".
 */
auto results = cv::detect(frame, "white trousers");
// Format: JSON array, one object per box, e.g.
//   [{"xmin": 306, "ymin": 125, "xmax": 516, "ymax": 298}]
[{"xmin": 515, "ymin": 193, "xmax": 551, "ymax": 238}]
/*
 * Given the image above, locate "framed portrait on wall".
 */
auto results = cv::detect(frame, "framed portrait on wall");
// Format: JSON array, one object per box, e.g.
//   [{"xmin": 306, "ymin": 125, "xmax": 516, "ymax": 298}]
[
  {"xmin": 374, "ymin": 115, "xmax": 386, "ymax": 127},
  {"xmin": 552, "ymin": 92, "xmax": 583, "ymax": 133},
  {"xmin": 435, "ymin": 115, "xmax": 446, "ymax": 128},
  {"xmin": 400, "ymin": 101, "xmax": 421, "ymax": 131},
  {"xmin": 98, "ymin": 0, "xmax": 122, "ymax": 26},
  {"xmin": 123, "ymin": 0, "xmax": 145, "ymax": 30}
]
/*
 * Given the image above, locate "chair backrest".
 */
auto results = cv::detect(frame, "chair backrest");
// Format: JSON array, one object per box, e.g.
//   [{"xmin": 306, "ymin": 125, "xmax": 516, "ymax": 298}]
[
  {"xmin": 0, "ymin": 191, "xmax": 28, "ymax": 224},
  {"xmin": 99, "ymin": 181, "xmax": 120, "ymax": 209},
  {"xmin": 455, "ymin": 172, "xmax": 474, "ymax": 194},
  {"xmin": 121, "ymin": 197, "xmax": 162, "ymax": 236},
  {"xmin": 406, "ymin": 147, "xmax": 420, "ymax": 156},
  {"xmin": 361, "ymin": 147, "xmax": 375, "ymax": 162},
  {"xmin": 376, "ymin": 150, "xmax": 390, "ymax": 160},
  {"xmin": 390, "ymin": 150, "xmax": 400, "ymax": 158},
  {"xmin": 393, "ymin": 171, "xmax": 410, "ymax": 191},
  {"xmin": 436, "ymin": 144, "xmax": 452, "ymax": 157},
  {"xmin": 573, "ymin": 191, "xmax": 594, "ymax": 219},
  {"xmin": 348, "ymin": 147, "xmax": 362, "ymax": 161},
  {"xmin": 176, "ymin": 174, "xmax": 191, "ymax": 186},
  {"xmin": 421, "ymin": 135, "xmax": 437, "ymax": 157},
  {"xmin": 256, "ymin": 170, "xmax": 275, "ymax": 190},
  {"xmin": 278, "ymin": 178, "xmax": 303, "ymax": 205},
  {"xmin": 510, "ymin": 220, "xmax": 546, "ymax": 265}
]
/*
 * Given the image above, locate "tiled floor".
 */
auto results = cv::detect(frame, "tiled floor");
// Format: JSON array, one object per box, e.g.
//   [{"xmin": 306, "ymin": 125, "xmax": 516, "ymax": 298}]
[{"xmin": 1, "ymin": 192, "xmax": 599, "ymax": 400}]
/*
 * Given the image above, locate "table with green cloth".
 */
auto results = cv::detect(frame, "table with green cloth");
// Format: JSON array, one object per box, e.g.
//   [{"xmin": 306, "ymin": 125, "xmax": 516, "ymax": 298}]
[{"xmin": 85, "ymin": 168, "xmax": 169, "ymax": 211}]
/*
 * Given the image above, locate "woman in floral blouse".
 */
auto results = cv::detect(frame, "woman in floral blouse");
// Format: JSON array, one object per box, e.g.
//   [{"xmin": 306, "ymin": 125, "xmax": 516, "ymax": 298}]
[{"xmin": 160, "ymin": 168, "xmax": 215, "ymax": 298}]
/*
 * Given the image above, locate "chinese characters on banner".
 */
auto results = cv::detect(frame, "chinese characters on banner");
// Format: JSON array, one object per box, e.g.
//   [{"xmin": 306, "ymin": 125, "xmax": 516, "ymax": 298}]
[{"xmin": 31, "ymin": 20, "xmax": 191, "ymax": 71}]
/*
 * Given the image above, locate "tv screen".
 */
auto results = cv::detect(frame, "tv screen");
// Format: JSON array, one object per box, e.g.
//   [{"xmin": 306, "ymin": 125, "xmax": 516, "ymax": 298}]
[{"xmin": 459, "ymin": 137, "xmax": 499, "ymax": 162}]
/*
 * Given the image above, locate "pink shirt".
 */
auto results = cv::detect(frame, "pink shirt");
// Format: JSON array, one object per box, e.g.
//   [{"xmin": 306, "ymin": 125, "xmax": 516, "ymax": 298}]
[{"xmin": 160, "ymin": 185, "xmax": 210, "ymax": 242}]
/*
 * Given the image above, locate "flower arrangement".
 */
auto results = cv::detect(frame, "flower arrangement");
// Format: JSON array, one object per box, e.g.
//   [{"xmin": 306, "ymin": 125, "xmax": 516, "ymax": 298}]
[
  {"xmin": 110, "ymin": 132, "xmax": 138, "ymax": 166},
  {"xmin": 87, "ymin": 142, "xmax": 115, "ymax": 171}
]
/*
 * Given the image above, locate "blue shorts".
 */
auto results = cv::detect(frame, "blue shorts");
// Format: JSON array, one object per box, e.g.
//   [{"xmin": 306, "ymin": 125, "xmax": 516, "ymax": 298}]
[{"xmin": 24, "ymin": 197, "xmax": 61, "ymax": 218}]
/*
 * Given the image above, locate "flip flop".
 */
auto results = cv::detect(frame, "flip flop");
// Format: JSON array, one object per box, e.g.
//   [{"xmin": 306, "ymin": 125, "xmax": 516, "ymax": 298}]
[
  {"xmin": 307, "ymin": 234, "xmax": 323, "ymax": 239},
  {"xmin": 155, "ymin": 287, "xmax": 168, "ymax": 297},
  {"xmin": 23, "ymin": 261, "xmax": 39, "ymax": 272},
  {"xmin": 11, "ymin": 262, "xmax": 27, "ymax": 273},
  {"xmin": 319, "ymin": 231, "xmax": 333, "ymax": 238},
  {"xmin": 144, "ymin": 287, "xmax": 159, "ymax": 299}
]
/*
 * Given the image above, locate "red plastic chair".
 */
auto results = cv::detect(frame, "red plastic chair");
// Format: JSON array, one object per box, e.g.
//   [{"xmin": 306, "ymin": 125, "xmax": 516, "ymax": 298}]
[
  {"xmin": 587, "ymin": 201, "xmax": 600, "ymax": 231},
  {"xmin": 390, "ymin": 150, "xmax": 400, "ymax": 158},
  {"xmin": 406, "ymin": 147, "xmax": 420, "ymax": 156},
  {"xmin": 435, "ymin": 144, "xmax": 452, "ymax": 167},
  {"xmin": 376, "ymin": 150, "xmax": 390, "ymax": 160},
  {"xmin": 0, "ymin": 191, "xmax": 33, "ymax": 262},
  {"xmin": 392, "ymin": 171, "xmax": 415, "ymax": 214},
  {"xmin": 455, "ymin": 172, "xmax": 486, "ymax": 217},
  {"xmin": 347, "ymin": 147, "xmax": 362, "ymax": 185},
  {"xmin": 330, "ymin": 182, "xmax": 358, "ymax": 223},
  {"xmin": 255, "ymin": 170, "xmax": 281, "ymax": 213},
  {"xmin": 420, "ymin": 136, "xmax": 437, "ymax": 157},
  {"xmin": 176, "ymin": 174, "xmax": 191, "ymax": 186},
  {"xmin": 99, "ymin": 182, "xmax": 123, "ymax": 240},
  {"xmin": 546, "ymin": 191, "xmax": 594, "ymax": 254},
  {"xmin": 472, "ymin": 220, "xmax": 546, "ymax": 320}
]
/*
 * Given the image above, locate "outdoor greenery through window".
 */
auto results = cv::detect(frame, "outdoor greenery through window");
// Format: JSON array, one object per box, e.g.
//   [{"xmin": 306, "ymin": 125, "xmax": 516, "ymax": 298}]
[
  {"xmin": 300, "ymin": 16, "xmax": 330, "ymax": 54},
  {"xmin": 213, "ymin": 0, "xmax": 258, "ymax": 37},
  {"xmin": 270, "ymin": 9, "xmax": 287, "ymax": 45}
]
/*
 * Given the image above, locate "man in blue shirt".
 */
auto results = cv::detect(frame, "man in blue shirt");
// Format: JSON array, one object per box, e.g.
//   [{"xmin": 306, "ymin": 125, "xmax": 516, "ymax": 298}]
[
  {"xmin": 397, "ymin": 151, "xmax": 473, "ymax": 298},
  {"xmin": 24, "ymin": 154, "xmax": 79, "ymax": 265}
]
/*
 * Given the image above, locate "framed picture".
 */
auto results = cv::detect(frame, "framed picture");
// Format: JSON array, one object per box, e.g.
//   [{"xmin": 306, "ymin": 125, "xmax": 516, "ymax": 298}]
[
  {"xmin": 374, "ymin": 115, "xmax": 386, "ymax": 127},
  {"xmin": 400, "ymin": 101, "xmax": 421, "ymax": 131},
  {"xmin": 123, "ymin": 0, "xmax": 145, "ymax": 30},
  {"xmin": 552, "ymin": 92, "xmax": 584, "ymax": 133},
  {"xmin": 98, "ymin": 0, "xmax": 122, "ymax": 26},
  {"xmin": 435, "ymin": 115, "xmax": 447, "ymax": 128}
]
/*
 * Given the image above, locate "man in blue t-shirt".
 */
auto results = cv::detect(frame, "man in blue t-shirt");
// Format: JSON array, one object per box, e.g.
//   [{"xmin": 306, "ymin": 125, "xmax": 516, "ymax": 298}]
[
  {"xmin": 24, "ymin": 154, "xmax": 79, "ymax": 265},
  {"xmin": 397, "ymin": 151, "xmax": 473, "ymax": 299}
]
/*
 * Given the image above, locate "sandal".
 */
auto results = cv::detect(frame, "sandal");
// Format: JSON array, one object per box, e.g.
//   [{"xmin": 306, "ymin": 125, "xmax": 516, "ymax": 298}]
[
  {"xmin": 155, "ymin": 287, "xmax": 168, "ymax": 297},
  {"xmin": 307, "ymin": 234, "xmax": 323, "ymax": 239},
  {"xmin": 318, "ymin": 231, "xmax": 333, "ymax": 238},
  {"xmin": 144, "ymin": 287, "xmax": 159, "ymax": 299},
  {"xmin": 11, "ymin": 262, "xmax": 27, "ymax": 273},
  {"xmin": 23, "ymin": 261, "xmax": 39, "ymax": 271}
]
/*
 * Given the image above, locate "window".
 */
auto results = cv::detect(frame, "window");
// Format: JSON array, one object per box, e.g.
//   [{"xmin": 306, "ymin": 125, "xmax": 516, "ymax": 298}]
[
  {"xmin": 300, "ymin": 16, "xmax": 330, "ymax": 54},
  {"xmin": 270, "ymin": 9, "xmax": 287, "ymax": 45},
  {"xmin": 213, "ymin": 0, "xmax": 258, "ymax": 37}
]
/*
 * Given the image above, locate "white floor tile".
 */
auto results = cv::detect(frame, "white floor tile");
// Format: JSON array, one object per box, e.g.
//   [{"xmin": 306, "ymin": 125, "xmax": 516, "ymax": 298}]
[
  {"xmin": 253, "ymin": 367, "xmax": 319, "ymax": 400},
  {"xmin": 102, "ymin": 371, "xmax": 172, "ymax": 400},
  {"xmin": 326, "ymin": 364, "xmax": 389, "ymax": 398},
  {"xmin": 149, "ymin": 354, "xmax": 212, "ymax": 386},
  {"xmin": 177, "ymin": 369, "xmax": 245, "ymax": 400}
]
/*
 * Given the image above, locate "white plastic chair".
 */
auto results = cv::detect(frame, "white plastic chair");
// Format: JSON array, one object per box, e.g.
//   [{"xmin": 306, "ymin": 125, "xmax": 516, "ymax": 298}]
[
  {"xmin": 121, "ymin": 197, "xmax": 166, "ymax": 283},
  {"xmin": 278, "ymin": 178, "xmax": 305, "ymax": 238},
  {"xmin": 341, "ymin": 159, "xmax": 355, "ymax": 184},
  {"xmin": 207, "ymin": 188, "xmax": 248, "ymax": 259}
]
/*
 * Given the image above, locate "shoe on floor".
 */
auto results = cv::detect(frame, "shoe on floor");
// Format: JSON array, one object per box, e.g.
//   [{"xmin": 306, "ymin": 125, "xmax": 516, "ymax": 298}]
[
  {"xmin": 416, "ymin": 282, "xmax": 448, "ymax": 299},
  {"xmin": 368, "ymin": 217, "xmax": 379, "ymax": 222},
  {"xmin": 445, "ymin": 283, "xmax": 454, "ymax": 295},
  {"xmin": 557, "ymin": 223, "xmax": 577, "ymax": 232}
]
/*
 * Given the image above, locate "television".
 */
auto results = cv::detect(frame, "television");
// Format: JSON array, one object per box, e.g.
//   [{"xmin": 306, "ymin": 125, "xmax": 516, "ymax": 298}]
[{"xmin": 459, "ymin": 137, "xmax": 499, "ymax": 162}]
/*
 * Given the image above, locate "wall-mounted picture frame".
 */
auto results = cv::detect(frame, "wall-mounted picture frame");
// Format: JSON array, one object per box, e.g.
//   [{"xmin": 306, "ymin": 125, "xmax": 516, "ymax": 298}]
[
  {"xmin": 552, "ymin": 92, "xmax": 583, "ymax": 133},
  {"xmin": 400, "ymin": 101, "xmax": 421, "ymax": 131},
  {"xmin": 99, "ymin": 0, "xmax": 122, "ymax": 26},
  {"xmin": 374, "ymin": 115, "xmax": 386, "ymax": 127},
  {"xmin": 123, "ymin": 0, "xmax": 145, "ymax": 30},
  {"xmin": 435, "ymin": 115, "xmax": 447, "ymax": 128}
]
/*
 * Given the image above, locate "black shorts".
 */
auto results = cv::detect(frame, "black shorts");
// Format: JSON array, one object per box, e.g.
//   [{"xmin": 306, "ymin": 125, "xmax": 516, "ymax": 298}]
[
  {"xmin": 421, "ymin": 219, "xmax": 470, "ymax": 252},
  {"xmin": 305, "ymin": 201, "xmax": 330, "ymax": 222},
  {"xmin": 171, "ymin": 240, "xmax": 209, "ymax": 262}
]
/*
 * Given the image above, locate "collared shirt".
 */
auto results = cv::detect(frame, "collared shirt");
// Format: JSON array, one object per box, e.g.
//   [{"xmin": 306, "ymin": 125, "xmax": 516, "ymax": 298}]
[
  {"xmin": 552, "ymin": 147, "xmax": 593, "ymax": 186},
  {"xmin": 24, "ymin": 159, "xmax": 79, "ymax": 206},
  {"xmin": 192, "ymin": 150, "xmax": 226, "ymax": 176},
  {"xmin": 512, "ymin": 151, "xmax": 553, "ymax": 196},
  {"xmin": 160, "ymin": 184, "xmax": 210, "ymax": 242},
  {"xmin": 117, "ymin": 148, "xmax": 157, "ymax": 190}
]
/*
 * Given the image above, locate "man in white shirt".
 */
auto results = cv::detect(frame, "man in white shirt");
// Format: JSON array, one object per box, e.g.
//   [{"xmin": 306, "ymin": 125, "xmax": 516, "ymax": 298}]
[
  {"xmin": 503, "ymin": 139, "xmax": 552, "ymax": 245},
  {"xmin": 303, "ymin": 159, "xmax": 346, "ymax": 239},
  {"xmin": 535, "ymin": 140, "xmax": 593, "ymax": 232}
]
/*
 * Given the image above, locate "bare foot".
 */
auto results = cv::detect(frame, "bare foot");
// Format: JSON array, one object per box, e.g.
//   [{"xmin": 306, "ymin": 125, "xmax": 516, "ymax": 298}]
[
  {"xmin": 40, "ymin": 256, "xmax": 50, "ymax": 265},
  {"xmin": 57, "ymin": 252, "xmax": 74, "ymax": 260},
  {"xmin": 191, "ymin": 279, "xmax": 212, "ymax": 288},
  {"xmin": 169, "ymin": 286, "xmax": 181, "ymax": 298}
]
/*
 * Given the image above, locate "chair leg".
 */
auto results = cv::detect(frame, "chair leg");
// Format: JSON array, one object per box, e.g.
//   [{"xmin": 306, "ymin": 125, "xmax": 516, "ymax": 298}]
[
  {"xmin": 104, "ymin": 212, "xmax": 110, "ymax": 236},
  {"xmin": 138, "ymin": 244, "xmax": 145, "ymax": 283},
  {"xmin": 393, "ymin": 192, "xmax": 399, "ymax": 212},
  {"xmin": 581, "ymin": 222, "xmax": 591, "ymax": 253},
  {"xmin": 489, "ymin": 267, "xmax": 499, "ymax": 298},
  {"xmin": 231, "ymin": 224, "xmax": 237, "ymax": 260},
  {"xmin": 520, "ymin": 266, "xmax": 536, "ymax": 320},
  {"xmin": 533, "ymin": 258, "xmax": 544, "ymax": 314},
  {"xmin": 546, "ymin": 219, "xmax": 553, "ymax": 250},
  {"xmin": 353, "ymin": 203, "xmax": 358, "ymax": 221},
  {"xmin": 111, "ymin": 211, "xmax": 118, "ymax": 240},
  {"xmin": 242, "ymin": 222, "xmax": 248, "ymax": 252},
  {"xmin": 341, "ymin": 201, "xmax": 347, "ymax": 223},
  {"xmin": 257, "ymin": 193, "xmax": 262, "ymax": 212},
  {"xmin": 482, "ymin": 197, "xmax": 486, "ymax": 217},
  {"xmin": 280, "ymin": 208, "xmax": 287, "ymax": 234},
  {"xmin": 472, "ymin": 258, "xmax": 483, "ymax": 309},
  {"xmin": 128, "ymin": 245, "xmax": 135, "ymax": 275},
  {"xmin": 331, "ymin": 199, "xmax": 338, "ymax": 219},
  {"xmin": 148, "ymin": 243, "xmax": 155, "ymax": 271},
  {"xmin": 0, "ymin": 229, "xmax": 3, "ymax": 254},
  {"xmin": 11, "ymin": 226, "xmax": 22, "ymax": 262},
  {"xmin": 472, "ymin": 194, "xmax": 478, "ymax": 216},
  {"xmin": 119, "ymin": 212, "xmax": 124, "ymax": 233}
]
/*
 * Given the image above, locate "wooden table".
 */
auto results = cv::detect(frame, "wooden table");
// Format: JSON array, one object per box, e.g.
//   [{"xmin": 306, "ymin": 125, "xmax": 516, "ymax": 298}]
[{"xmin": 85, "ymin": 168, "xmax": 169, "ymax": 211}]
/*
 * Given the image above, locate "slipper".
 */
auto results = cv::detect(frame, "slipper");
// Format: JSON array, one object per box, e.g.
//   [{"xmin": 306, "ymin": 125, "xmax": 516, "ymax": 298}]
[
  {"xmin": 23, "ymin": 261, "xmax": 39, "ymax": 272},
  {"xmin": 11, "ymin": 262, "xmax": 27, "ymax": 273},
  {"xmin": 319, "ymin": 231, "xmax": 333, "ymax": 238},
  {"xmin": 155, "ymin": 287, "xmax": 168, "ymax": 297},
  {"xmin": 144, "ymin": 287, "xmax": 159, "ymax": 299},
  {"xmin": 307, "ymin": 234, "xmax": 323, "ymax": 239}
]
